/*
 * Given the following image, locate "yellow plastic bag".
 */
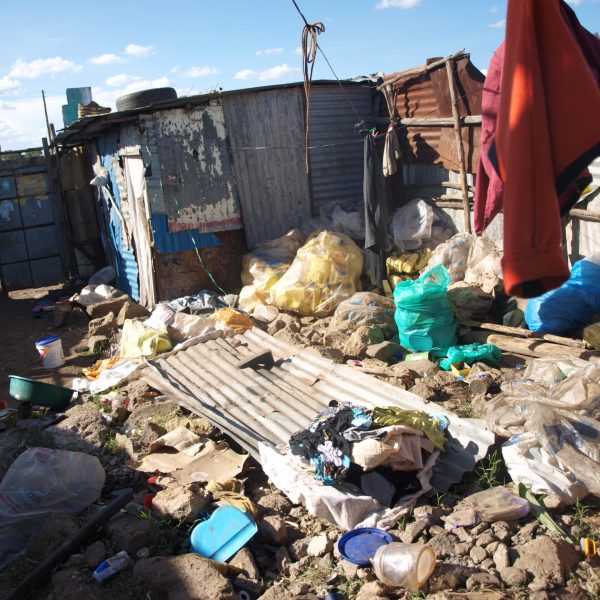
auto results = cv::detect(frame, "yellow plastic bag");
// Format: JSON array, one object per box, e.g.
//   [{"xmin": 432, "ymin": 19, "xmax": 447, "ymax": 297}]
[
  {"xmin": 269, "ymin": 231, "xmax": 363, "ymax": 317},
  {"xmin": 213, "ymin": 308, "xmax": 253, "ymax": 334},
  {"xmin": 120, "ymin": 319, "xmax": 172, "ymax": 360},
  {"xmin": 239, "ymin": 230, "xmax": 304, "ymax": 312}
]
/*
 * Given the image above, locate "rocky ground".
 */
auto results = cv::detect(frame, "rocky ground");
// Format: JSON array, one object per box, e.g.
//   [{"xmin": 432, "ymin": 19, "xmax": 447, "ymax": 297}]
[{"xmin": 0, "ymin": 287, "xmax": 599, "ymax": 600}]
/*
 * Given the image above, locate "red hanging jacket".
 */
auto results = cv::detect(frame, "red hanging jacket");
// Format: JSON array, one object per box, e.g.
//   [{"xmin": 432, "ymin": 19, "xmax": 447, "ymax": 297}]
[{"xmin": 495, "ymin": 0, "xmax": 600, "ymax": 298}]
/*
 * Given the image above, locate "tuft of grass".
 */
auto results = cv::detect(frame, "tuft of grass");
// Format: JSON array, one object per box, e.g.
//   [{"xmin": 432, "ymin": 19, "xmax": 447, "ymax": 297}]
[
  {"xmin": 102, "ymin": 434, "xmax": 125, "ymax": 456},
  {"xmin": 475, "ymin": 449, "xmax": 506, "ymax": 489}
]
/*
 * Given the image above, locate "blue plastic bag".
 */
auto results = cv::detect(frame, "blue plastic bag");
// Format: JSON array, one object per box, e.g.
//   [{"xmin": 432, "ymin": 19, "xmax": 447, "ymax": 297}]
[
  {"xmin": 525, "ymin": 259, "xmax": 600, "ymax": 335},
  {"xmin": 394, "ymin": 264, "xmax": 457, "ymax": 355}
]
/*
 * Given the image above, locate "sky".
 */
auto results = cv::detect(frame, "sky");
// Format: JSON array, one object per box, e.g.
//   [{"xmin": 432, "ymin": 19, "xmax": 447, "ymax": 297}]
[{"xmin": 0, "ymin": 0, "xmax": 598, "ymax": 151}]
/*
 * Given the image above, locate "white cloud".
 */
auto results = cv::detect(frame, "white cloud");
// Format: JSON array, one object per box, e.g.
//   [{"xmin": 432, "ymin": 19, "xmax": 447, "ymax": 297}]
[
  {"xmin": 171, "ymin": 65, "xmax": 181, "ymax": 73},
  {"xmin": 106, "ymin": 73, "xmax": 142, "ymax": 87},
  {"xmin": 480, "ymin": 68, "xmax": 488, "ymax": 76},
  {"xmin": 9, "ymin": 57, "xmax": 82, "ymax": 79},
  {"xmin": 294, "ymin": 47, "xmax": 302, "ymax": 56},
  {"xmin": 566, "ymin": 0, "xmax": 583, "ymax": 5},
  {"xmin": 0, "ymin": 76, "xmax": 21, "ymax": 95},
  {"xmin": 120, "ymin": 77, "xmax": 170, "ymax": 95},
  {"xmin": 256, "ymin": 47, "xmax": 284, "ymax": 56},
  {"xmin": 182, "ymin": 66, "xmax": 219, "ymax": 77},
  {"xmin": 375, "ymin": 0, "xmax": 422, "ymax": 9},
  {"xmin": 89, "ymin": 53, "xmax": 124, "ymax": 65},
  {"xmin": 0, "ymin": 94, "xmax": 63, "ymax": 150},
  {"xmin": 124, "ymin": 44, "xmax": 155, "ymax": 58},
  {"xmin": 234, "ymin": 69, "xmax": 257, "ymax": 80},
  {"xmin": 0, "ymin": 100, "xmax": 16, "ymax": 110},
  {"xmin": 488, "ymin": 18, "xmax": 506, "ymax": 28},
  {"xmin": 490, "ymin": 3, "xmax": 498, "ymax": 13},
  {"xmin": 258, "ymin": 63, "xmax": 300, "ymax": 81}
]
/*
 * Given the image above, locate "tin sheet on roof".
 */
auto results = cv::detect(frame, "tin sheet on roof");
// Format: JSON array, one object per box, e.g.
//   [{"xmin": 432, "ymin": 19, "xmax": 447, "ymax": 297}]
[
  {"xmin": 383, "ymin": 55, "xmax": 484, "ymax": 173},
  {"xmin": 140, "ymin": 327, "xmax": 494, "ymax": 494}
]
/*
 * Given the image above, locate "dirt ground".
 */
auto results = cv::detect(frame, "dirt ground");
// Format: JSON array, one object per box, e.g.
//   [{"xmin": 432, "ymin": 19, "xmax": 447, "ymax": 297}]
[{"xmin": 0, "ymin": 285, "xmax": 92, "ymax": 404}]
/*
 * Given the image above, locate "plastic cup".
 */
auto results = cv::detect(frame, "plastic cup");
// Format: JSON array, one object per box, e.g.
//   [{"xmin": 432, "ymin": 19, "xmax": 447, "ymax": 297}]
[{"xmin": 372, "ymin": 542, "xmax": 436, "ymax": 592}]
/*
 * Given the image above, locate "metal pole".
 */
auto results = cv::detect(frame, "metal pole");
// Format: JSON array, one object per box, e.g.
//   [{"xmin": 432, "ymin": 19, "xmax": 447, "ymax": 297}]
[{"xmin": 41, "ymin": 90, "xmax": 52, "ymax": 143}]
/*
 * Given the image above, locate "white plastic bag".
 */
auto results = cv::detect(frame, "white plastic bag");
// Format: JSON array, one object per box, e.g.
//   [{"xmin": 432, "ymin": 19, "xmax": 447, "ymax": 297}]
[
  {"xmin": 390, "ymin": 199, "xmax": 434, "ymax": 251},
  {"xmin": 426, "ymin": 233, "xmax": 474, "ymax": 283},
  {"xmin": 0, "ymin": 448, "xmax": 105, "ymax": 569},
  {"xmin": 463, "ymin": 236, "xmax": 503, "ymax": 293}
]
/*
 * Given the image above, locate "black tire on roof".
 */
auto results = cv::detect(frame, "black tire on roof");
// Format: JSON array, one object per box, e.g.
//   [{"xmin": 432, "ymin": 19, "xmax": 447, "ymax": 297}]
[{"xmin": 115, "ymin": 87, "xmax": 178, "ymax": 111}]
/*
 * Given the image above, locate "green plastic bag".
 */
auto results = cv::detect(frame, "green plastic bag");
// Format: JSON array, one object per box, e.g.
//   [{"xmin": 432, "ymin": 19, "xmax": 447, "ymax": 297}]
[
  {"xmin": 439, "ymin": 343, "xmax": 502, "ymax": 371},
  {"xmin": 394, "ymin": 264, "xmax": 457, "ymax": 355}
]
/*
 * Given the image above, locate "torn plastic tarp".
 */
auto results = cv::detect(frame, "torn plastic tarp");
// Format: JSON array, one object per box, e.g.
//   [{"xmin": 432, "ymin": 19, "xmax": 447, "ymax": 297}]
[{"xmin": 259, "ymin": 443, "xmax": 438, "ymax": 531}]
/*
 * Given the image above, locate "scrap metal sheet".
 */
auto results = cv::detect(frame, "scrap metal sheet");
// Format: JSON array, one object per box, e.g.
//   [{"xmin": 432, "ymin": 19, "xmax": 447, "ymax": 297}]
[{"xmin": 140, "ymin": 327, "xmax": 494, "ymax": 491}]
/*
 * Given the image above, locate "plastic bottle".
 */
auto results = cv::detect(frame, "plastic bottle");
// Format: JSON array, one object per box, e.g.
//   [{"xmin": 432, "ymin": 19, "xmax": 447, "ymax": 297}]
[
  {"xmin": 92, "ymin": 550, "xmax": 131, "ymax": 583},
  {"xmin": 372, "ymin": 542, "xmax": 436, "ymax": 592}
]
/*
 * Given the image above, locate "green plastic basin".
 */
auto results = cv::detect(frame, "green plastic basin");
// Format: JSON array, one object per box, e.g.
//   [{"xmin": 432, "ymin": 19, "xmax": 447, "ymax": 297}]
[{"xmin": 8, "ymin": 375, "xmax": 74, "ymax": 411}]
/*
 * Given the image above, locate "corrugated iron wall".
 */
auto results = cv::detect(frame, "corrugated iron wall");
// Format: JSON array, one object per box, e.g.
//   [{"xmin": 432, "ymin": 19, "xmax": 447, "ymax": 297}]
[
  {"xmin": 222, "ymin": 87, "xmax": 312, "ymax": 248},
  {"xmin": 96, "ymin": 134, "xmax": 140, "ymax": 300},
  {"xmin": 308, "ymin": 84, "xmax": 375, "ymax": 215},
  {"xmin": 154, "ymin": 101, "xmax": 243, "ymax": 234}
]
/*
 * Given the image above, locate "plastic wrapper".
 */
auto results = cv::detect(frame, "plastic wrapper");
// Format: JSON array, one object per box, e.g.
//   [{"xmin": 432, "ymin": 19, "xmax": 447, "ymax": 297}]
[
  {"xmin": 390, "ymin": 199, "xmax": 434, "ymax": 251},
  {"xmin": 331, "ymin": 205, "xmax": 364, "ymax": 240},
  {"xmin": 525, "ymin": 259, "xmax": 600, "ymax": 334},
  {"xmin": 426, "ymin": 232, "xmax": 474, "ymax": 283},
  {"xmin": 444, "ymin": 487, "xmax": 530, "ymax": 525},
  {"xmin": 0, "ymin": 448, "xmax": 105, "ymax": 569},
  {"xmin": 387, "ymin": 248, "xmax": 432, "ymax": 277},
  {"xmin": 463, "ymin": 236, "xmax": 503, "ymax": 294},
  {"xmin": 393, "ymin": 265, "xmax": 457, "ymax": 355},
  {"xmin": 485, "ymin": 356, "xmax": 600, "ymax": 503},
  {"xmin": 331, "ymin": 292, "xmax": 397, "ymax": 335},
  {"xmin": 269, "ymin": 231, "xmax": 363, "ymax": 317},
  {"xmin": 439, "ymin": 343, "xmax": 502, "ymax": 371},
  {"xmin": 239, "ymin": 229, "xmax": 304, "ymax": 312},
  {"xmin": 120, "ymin": 319, "xmax": 172, "ymax": 360}
]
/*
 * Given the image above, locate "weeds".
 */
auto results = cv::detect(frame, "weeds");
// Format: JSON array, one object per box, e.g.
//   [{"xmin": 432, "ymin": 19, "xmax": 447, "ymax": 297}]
[
  {"xmin": 476, "ymin": 449, "xmax": 506, "ymax": 489},
  {"xmin": 102, "ymin": 434, "xmax": 125, "ymax": 456},
  {"xmin": 405, "ymin": 591, "xmax": 428, "ymax": 600}
]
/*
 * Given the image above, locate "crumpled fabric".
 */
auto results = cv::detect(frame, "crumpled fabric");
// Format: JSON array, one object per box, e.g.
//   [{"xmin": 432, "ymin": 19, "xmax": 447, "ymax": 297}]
[
  {"xmin": 260, "ymin": 443, "xmax": 438, "ymax": 530},
  {"xmin": 372, "ymin": 406, "xmax": 447, "ymax": 451},
  {"xmin": 351, "ymin": 425, "xmax": 434, "ymax": 472},
  {"xmin": 206, "ymin": 479, "xmax": 258, "ymax": 518},
  {"xmin": 290, "ymin": 406, "xmax": 372, "ymax": 485}
]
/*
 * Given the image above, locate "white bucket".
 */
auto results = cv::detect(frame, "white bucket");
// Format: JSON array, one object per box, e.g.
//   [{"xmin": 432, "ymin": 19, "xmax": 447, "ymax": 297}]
[{"xmin": 35, "ymin": 335, "xmax": 65, "ymax": 369}]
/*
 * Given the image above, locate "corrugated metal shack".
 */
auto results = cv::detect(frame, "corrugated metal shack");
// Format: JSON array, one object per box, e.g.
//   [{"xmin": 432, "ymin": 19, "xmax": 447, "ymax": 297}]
[{"xmin": 56, "ymin": 80, "xmax": 377, "ymax": 305}]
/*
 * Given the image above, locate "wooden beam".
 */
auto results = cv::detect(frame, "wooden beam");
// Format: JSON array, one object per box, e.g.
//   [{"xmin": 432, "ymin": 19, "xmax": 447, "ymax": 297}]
[
  {"xmin": 446, "ymin": 59, "xmax": 472, "ymax": 234},
  {"xmin": 569, "ymin": 208, "xmax": 600, "ymax": 223},
  {"xmin": 464, "ymin": 321, "xmax": 588, "ymax": 348},
  {"xmin": 398, "ymin": 116, "xmax": 481, "ymax": 127},
  {"xmin": 486, "ymin": 333, "xmax": 599, "ymax": 360}
]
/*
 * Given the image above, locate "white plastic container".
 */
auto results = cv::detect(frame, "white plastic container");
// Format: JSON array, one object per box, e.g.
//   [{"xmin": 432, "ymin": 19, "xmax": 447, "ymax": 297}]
[
  {"xmin": 35, "ymin": 335, "xmax": 65, "ymax": 368},
  {"xmin": 372, "ymin": 542, "xmax": 436, "ymax": 592}
]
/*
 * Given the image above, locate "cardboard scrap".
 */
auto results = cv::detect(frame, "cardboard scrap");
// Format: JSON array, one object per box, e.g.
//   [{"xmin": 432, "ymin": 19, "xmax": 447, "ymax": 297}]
[
  {"xmin": 148, "ymin": 426, "xmax": 206, "ymax": 457},
  {"xmin": 132, "ymin": 433, "xmax": 248, "ymax": 482}
]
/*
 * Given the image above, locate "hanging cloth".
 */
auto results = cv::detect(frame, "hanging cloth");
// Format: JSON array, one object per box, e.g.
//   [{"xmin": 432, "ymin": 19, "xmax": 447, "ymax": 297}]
[
  {"xmin": 363, "ymin": 132, "xmax": 388, "ymax": 288},
  {"xmin": 493, "ymin": 0, "xmax": 600, "ymax": 298},
  {"xmin": 383, "ymin": 124, "xmax": 401, "ymax": 177}
]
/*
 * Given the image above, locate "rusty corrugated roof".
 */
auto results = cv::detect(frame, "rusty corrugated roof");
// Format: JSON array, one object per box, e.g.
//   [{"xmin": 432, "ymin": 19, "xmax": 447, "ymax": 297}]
[{"xmin": 382, "ymin": 55, "xmax": 485, "ymax": 173}]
